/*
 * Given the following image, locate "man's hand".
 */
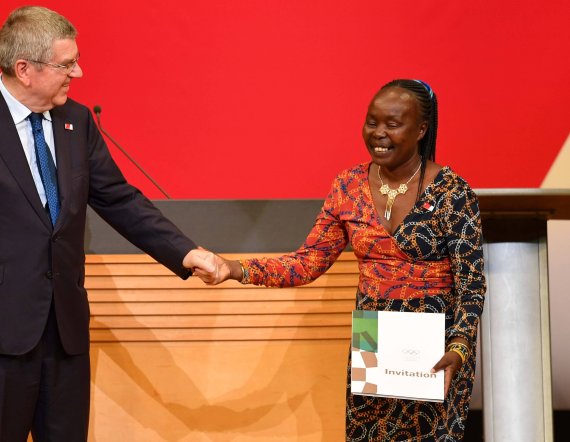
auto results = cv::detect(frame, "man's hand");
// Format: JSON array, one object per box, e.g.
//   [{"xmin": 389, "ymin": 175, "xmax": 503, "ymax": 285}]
[
  {"xmin": 183, "ymin": 248, "xmax": 217, "ymax": 275},
  {"xmin": 183, "ymin": 247, "xmax": 236, "ymax": 285}
]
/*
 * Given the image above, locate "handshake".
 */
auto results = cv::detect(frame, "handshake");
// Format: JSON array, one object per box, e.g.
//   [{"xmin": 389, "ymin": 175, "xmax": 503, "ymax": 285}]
[{"xmin": 183, "ymin": 247, "xmax": 243, "ymax": 285}]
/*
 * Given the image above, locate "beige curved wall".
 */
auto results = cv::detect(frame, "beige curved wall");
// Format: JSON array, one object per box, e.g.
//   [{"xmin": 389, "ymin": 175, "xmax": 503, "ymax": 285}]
[
  {"xmin": 542, "ymin": 134, "xmax": 570, "ymax": 189},
  {"xmin": 547, "ymin": 221, "xmax": 570, "ymax": 409},
  {"xmin": 542, "ymin": 132, "xmax": 570, "ymax": 410}
]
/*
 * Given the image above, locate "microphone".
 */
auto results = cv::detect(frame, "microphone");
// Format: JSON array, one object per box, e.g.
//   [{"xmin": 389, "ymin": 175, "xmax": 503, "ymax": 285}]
[{"xmin": 93, "ymin": 105, "xmax": 171, "ymax": 199}]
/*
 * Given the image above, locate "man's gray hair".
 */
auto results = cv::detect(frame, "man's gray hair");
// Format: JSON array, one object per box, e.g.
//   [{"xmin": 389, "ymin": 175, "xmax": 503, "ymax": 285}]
[{"xmin": 0, "ymin": 6, "xmax": 77, "ymax": 76}]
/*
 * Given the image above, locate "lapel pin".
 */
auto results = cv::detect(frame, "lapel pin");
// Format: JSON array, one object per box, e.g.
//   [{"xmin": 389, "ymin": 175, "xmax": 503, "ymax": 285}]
[
  {"xmin": 422, "ymin": 202, "xmax": 435, "ymax": 212},
  {"xmin": 65, "ymin": 123, "xmax": 74, "ymax": 131}
]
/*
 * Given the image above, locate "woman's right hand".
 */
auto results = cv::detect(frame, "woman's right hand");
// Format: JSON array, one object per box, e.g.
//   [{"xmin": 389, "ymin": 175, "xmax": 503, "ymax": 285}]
[{"xmin": 431, "ymin": 350, "xmax": 463, "ymax": 398}]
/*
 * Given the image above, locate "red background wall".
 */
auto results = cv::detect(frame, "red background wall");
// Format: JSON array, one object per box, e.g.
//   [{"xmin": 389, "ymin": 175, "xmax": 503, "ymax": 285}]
[{"xmin": 1, "ymin": 0, "xmax": 568, "ymax": 199}]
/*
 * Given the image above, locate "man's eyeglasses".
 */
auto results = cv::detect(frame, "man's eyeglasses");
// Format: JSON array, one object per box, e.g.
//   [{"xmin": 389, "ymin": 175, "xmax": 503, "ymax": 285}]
[{"xmin": 27, "ymin": 55, "xmax": 80, "ymax": 74}]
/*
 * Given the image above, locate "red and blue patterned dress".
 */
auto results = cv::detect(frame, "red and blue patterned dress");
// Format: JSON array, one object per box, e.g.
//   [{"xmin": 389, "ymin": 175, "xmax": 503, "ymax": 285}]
[{"xmin": 242, "ymin": 162, "xmax": 486, "ymax": 441}]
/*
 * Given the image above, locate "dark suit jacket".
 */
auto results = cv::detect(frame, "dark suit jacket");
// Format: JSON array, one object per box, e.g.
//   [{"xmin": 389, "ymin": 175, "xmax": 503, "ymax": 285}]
[{"xmin": 0, "ymin": 95, "xmax": 196, "ymax": 356}]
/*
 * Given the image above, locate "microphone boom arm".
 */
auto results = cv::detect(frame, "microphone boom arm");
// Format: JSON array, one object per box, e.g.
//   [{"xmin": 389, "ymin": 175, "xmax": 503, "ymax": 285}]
[{"xmin": 93, "ymin": 106, "xmax": 171, "ymax": 199}]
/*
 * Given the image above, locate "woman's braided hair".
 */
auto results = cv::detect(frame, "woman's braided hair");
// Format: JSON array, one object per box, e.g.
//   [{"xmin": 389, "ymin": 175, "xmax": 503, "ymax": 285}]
[{"xmin": 380, "ymin": 79, "xmax": 438, "ymax": 200}]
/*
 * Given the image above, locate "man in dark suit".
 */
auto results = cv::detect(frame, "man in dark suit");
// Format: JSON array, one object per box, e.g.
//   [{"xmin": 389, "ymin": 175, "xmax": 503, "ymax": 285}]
[{"xmin": 0, "ymin": 6, "xmax": 215, "ymax": 441}]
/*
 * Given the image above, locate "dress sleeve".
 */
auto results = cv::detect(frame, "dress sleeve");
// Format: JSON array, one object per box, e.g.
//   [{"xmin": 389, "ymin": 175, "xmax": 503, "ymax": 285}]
[
  {"xmin": 442, "ymin": 181, "xmax": 486, "ymax": 344},
  {"xmin": 243, "ymin": 176, "xmax": 349, "ymax": 287}
]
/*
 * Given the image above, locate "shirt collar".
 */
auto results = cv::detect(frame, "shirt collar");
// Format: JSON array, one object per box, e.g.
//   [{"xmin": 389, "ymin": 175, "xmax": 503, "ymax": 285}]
[{"xmin": 0, "ymin": 74, "xmax": 52, "ymax": 124}]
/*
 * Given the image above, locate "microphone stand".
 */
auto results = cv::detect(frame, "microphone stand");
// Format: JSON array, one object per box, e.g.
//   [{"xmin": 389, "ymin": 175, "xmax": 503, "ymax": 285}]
[{"xmin": 93, "ymin": 106, "xmax": 171, "ymax": 199}]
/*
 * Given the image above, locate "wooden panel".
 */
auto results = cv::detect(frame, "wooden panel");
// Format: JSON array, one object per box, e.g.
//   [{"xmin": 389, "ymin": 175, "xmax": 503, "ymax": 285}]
[
  {"xmin": 90, "ymin": 300, "xmax": 354, "ymax": 315},
  {"xmin": 90, "ymin": 313, "xmax": 350, "ymax": 328},
  {"xmin": 86, "ymin": 340, "xmax": 348, "ymax": 441},
  {"xmin": 85, "ymin": 258, "xmax": 359, "ymax": 276},
  {"xmin": 90, "ymin": 327, "xmax": 350, "ymax": 342},
  {"xmin": 88, "ymin": 286, "xmax": 355, "ymax": 302},
  {"xmin": 87, "ymin": 252, "xmax": 357, "ymax": 342},
  {"xmin": 85, "ymin": 273, "xmax": 358, "ymax": 289}
]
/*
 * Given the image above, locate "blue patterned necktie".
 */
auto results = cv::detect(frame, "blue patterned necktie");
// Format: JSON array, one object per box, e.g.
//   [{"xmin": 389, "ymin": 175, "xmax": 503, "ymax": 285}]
[{"xmin": 29, "ymin": 112, "xmax": 60, "ymax": 226}]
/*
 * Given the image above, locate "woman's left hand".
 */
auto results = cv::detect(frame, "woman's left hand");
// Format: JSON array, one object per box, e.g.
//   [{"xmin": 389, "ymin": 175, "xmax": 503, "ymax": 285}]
[{"xmin": 431, "ymin": 351, "xmax": 463, "ymax": 398}]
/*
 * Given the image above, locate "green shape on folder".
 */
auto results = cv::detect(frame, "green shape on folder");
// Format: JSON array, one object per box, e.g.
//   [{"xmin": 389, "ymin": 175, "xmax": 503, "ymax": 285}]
[{"xmin": 352, "ymin": 311, "xmax": 378, "ymax": 352}]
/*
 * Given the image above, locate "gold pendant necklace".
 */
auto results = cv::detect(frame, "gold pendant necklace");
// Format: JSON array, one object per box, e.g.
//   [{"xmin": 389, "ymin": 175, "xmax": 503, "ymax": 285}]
[{"xmin": 377, "ymin": 163, "xmax": 422, "ymax": 221}]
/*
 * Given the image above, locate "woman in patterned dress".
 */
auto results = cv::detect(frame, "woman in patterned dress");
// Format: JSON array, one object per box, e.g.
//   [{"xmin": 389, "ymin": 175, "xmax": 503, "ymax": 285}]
[{"xmin": 192, "ymin": 79, "xmax": 486, "ymax": 441}]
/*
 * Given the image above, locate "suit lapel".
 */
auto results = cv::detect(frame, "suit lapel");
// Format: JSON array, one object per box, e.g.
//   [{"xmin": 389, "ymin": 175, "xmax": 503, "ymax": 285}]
[
  {"xmin": 51, "ymin": 106, "xmax": 72, "ymax": 233},
  {"xmin": 0, "ymin": 94, "xmax": 52, "ymax": 230}
]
